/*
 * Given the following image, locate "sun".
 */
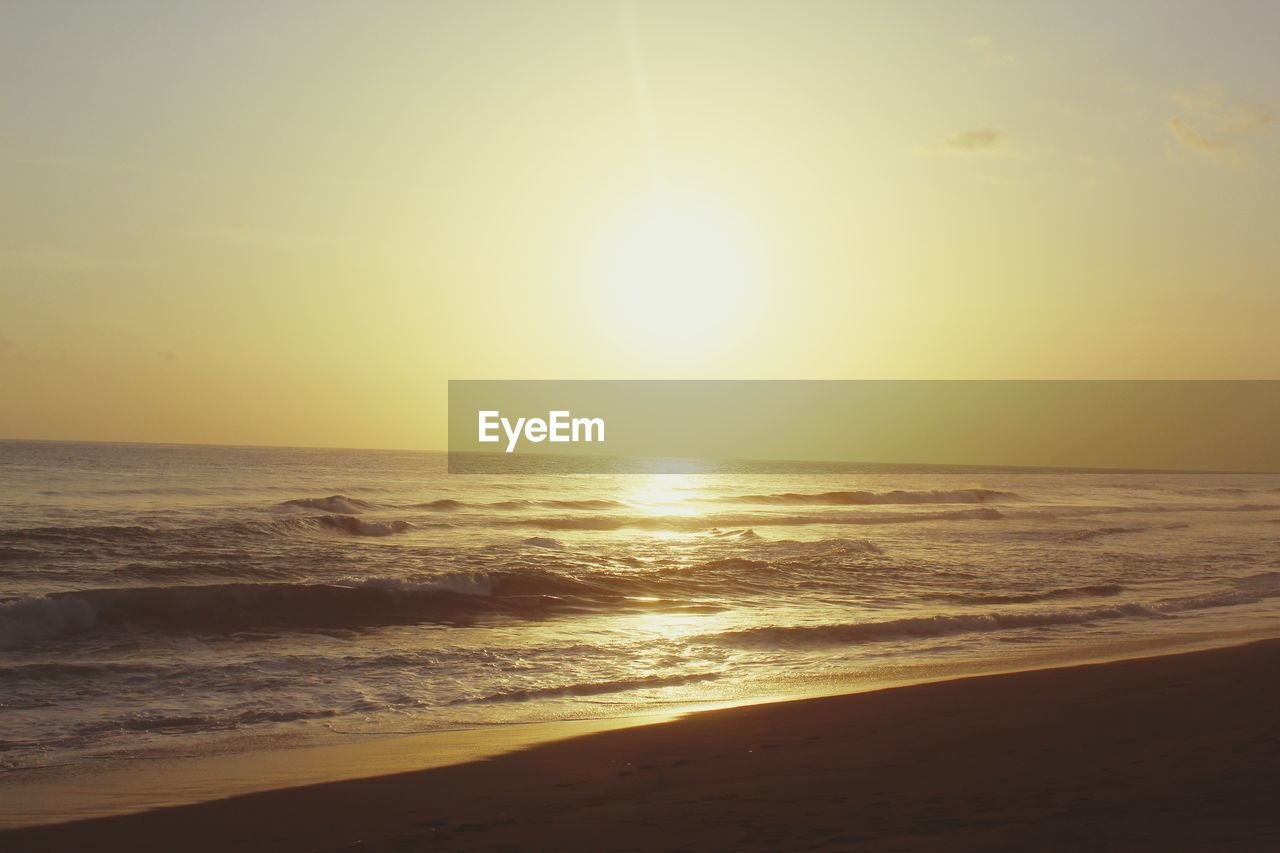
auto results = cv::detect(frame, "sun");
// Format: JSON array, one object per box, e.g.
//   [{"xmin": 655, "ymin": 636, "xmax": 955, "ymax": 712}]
[{"xmin": 598, "ymin": 195, "xmax": 759, "ymax": 347}]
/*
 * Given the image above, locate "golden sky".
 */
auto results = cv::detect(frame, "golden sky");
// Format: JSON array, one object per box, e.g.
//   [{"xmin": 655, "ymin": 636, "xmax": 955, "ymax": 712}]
[{"xmin": 2, "ymin": 1, "xmax": 1278, "ymax": 450}]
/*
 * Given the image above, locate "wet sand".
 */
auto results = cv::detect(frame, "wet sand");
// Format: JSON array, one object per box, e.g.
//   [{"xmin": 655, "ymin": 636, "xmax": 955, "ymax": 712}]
[{"xmin": 6, "ymin": 639, "xmax": 1279, "ymax": 852}]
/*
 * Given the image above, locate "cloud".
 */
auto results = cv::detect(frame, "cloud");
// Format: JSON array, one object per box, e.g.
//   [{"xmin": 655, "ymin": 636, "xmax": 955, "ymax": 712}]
[
  {"xmin": 937, "ymin": 128, "xmax": 1003, "ymax": 152},
  {"xmin": 966, "ymin": 35, "xmax": 1015, "ymax": 67},
  {"xmin": 1173, "ymin": 87, "xmax": 1273, "ymax": 133},
  {"xmin": 1166, "ymin": 117, "xmax": 1230, "ymax": 156},
  {"xmin": 1167, "ymin": 86, "xmax": 1273, "ymax": 163}
]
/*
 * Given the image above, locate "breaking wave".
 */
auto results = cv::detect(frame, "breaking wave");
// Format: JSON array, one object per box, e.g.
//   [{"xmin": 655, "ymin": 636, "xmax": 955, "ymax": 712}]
[
  {"xmin": 0, "ymin": 515, "xmax": 422, "ymax": 553},
  {"xmin": 704, "ymin": 588, "xmax": 1280, "ymax": 649},
  {"xmin": 0, "ymin": 511, "xmax": 420, "ymax": 547},
  {"xmin": 703, "ymin": 528, "xmax": 761, "ymax": 540},
  {"xmin": 511, "ymin": 507, "xmax": 1003, "ymax": 532},
  {"xmin": 930, "ymin": 583, "xmax": 1126, "ymax": 605},
  {"xmin": 458, "ymin": 672, "xmax": 722, "ymax": 704},
  {"xmin": 0, "ymin": 579, "xmax": 536, "ymax": 646},
  {"xmin": 72, "ymin": 707, "xmax": 340, "ymax": 736},
  {"xmin": 491, "ymin": 499, "xmax": 628, "ymax": 510},
  {"xmin": 0, "ymin": 568, "xmax": 726, "ymax": 648},
  {"xmin": 309, "ymin": 515, "xmax": 413, "ymax": 536},
  {"xmin": 279, "ymin": 495, "xmax": 373, "ymax": 514}
]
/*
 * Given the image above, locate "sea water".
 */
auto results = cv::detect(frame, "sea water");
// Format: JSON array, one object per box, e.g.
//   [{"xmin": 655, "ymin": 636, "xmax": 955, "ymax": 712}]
[{"xmin": 2, "ymin": 440, "xmax": 1279, "ymax": 779}]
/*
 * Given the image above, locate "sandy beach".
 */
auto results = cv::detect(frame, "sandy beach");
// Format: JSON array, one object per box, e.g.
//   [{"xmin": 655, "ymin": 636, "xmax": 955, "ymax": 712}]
[{"xmin": 6, "ymin": 638, "xmax": 1278, "ymax": 852}]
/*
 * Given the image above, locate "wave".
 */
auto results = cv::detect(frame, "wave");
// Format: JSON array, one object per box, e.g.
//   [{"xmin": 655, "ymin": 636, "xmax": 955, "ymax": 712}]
[
  {"xmin": 521, "ymin": 536, "xmax": 565, "ymax": 549},
  {"xmin": 1061, "ymin": 525, "xmax": 1149, "ymax": 541},
  {"xmin": 1232, "ymin": 571, "xmax": 1280, "ymax": 595},
  {"xmin": 0, "ymin": 568, "xmax": 721, "ymax": 647},
  {"xmin": 1180, "ymin": 486, "xmax": 1280, "ymax": 496},
  {"xmin": 73, "ymin": 707, "xmax": 340, "ymax": 736},
  {"xmin": 0, "ymin": 524, "xmax": 160, "ymax": 544},
  {"xmin": 422, "ymin": 568, "xmax": 708, "ymax": 602},
  {"xmin": 212, "ymin": 515, "xmax": 421, "ymax": 538},
  {"xmin": 1005, "ymin": 503, "xmax": 1280, "ymax": 525},
  {"xmin": 931, "ymin": 583, "xmax": 1126, "ymax": 605},
  {"xmin": 694, "ymin": 557, "xmax": 771, "ymax": 572},
  {"xmin": 413, "ymin": 498, "xmax": 465, "ymax": 511},
  {"xmin": 458, "ymin": 672, "xmax": 722, "ymax": 704},
  {"xmin": 1102, "ymin": 484, "xmax": 1280, "ymax": 494},
  {"xmin": 108, "ymin": 559, "xmax": 293, "ymax": 582},
  {"xmin": 752, "ymin": 535, "xmax": 885, "ymax": 555},
  {"xmin": 310, "ymin": 515, "xmax": 412, "ymax": 536},
  {"xmin": 542, "ymin": 499, "xmax": 628, "ymax": 510},
  {"xmin": 0, "ymin": 511, "xmax": 420, "ymax": 547},
  {"xmin": 510, "ymin": 507, "xmax": 1002, "ymax": 532},
  {"xmin": 703, "ymin": 528, "xmax": 760, "ymax": 540},
  {"xmin": 0, "ymin": 579, "xmax": 541, "ymax": 647},
  {"xmin": 704, "ymin": 587, "xmax": 1280, "ymax": 649},
  {"xmin": 660, "ymin": 540, "xmax": 882, "ymax": 578},
  {"xmin": 719, "ymin": 488, "xmax": 1019, "ymax": 506},
  {"xmin": 0, "ymin": 660, "xmax": 197, "ymax": 682},
  {"xmin": 1113, "ymin": 502, "xmax": 1280, "ymax": 515},
  {"xmin": 492, "ymin": 499, "xmax": 628, "ymax": 510},
  {"xmin": 409, "ymin": 498, "xmax": 628, "ymax": 511},
  {"xmin": 279, "ymin": 495, "xmax": 372, "ymax": 514},
  {"xmin": 414, "ymin": 494, "xmax": 629, "ymax": 507},
  {"xmin": 1060, "ymin": 522, "xmax": 1190, "ymax": 542}
]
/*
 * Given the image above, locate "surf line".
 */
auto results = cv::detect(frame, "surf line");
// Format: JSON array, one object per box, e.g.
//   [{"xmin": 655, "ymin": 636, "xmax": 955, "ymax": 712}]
[{"xmin": 478, "ymin": 410, "xmax": 605, "ymax": 453}]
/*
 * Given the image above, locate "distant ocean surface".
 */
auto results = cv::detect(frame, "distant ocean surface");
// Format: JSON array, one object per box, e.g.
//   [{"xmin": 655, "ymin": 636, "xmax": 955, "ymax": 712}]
[{"xmin": 3, "ymin": 440, "xmax": 1280, "ymax": 774}]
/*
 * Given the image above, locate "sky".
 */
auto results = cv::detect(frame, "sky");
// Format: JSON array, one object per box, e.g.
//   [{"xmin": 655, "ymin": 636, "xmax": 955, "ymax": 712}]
[{"xmin": 2, "ymin": 0, "xmax": 1278, "ymax": 450}]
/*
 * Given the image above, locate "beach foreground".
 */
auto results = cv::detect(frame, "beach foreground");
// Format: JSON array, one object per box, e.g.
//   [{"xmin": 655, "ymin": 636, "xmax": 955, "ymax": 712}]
[{"xmin": 7, "ymin": 640, "xmax": 1279, "ymax": 852}]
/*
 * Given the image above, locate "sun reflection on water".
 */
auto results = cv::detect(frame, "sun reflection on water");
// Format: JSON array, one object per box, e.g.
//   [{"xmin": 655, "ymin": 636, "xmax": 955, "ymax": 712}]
[{"xmin": 622, "ymin": 473, "xmax": 704, "ymax": 517}]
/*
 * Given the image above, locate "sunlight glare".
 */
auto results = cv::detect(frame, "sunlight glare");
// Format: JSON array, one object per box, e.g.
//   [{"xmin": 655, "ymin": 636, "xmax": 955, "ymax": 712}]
[
  {"xmin": 624, "ymin": 473, "xmax": 701, "ymax": 516},
  {"xmin": 601, "ymin": 197, "xmax": 757, "ymax": 345}
]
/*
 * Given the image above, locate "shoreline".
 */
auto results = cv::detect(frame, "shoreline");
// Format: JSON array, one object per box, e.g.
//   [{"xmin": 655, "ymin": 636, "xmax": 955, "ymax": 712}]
[
  {"xmin": 2, "ymin": 627, "xmax": 1272, "ymax": 831},
  {"xmin": 6, "ymin": 636, "xmax": 1279, "ymax": 851}
]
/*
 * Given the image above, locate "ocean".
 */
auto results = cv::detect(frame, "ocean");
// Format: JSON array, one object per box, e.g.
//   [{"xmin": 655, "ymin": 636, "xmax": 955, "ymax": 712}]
[{"xmin": 3, "ymin": 440, "xmax": 1279, "ymax": 782}]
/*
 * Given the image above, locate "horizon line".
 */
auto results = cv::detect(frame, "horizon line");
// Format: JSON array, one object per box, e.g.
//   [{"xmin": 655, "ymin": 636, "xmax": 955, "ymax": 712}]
[{"xmin": 3, "ymin": 437, "xmax": 1277, "ymax": 475}]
